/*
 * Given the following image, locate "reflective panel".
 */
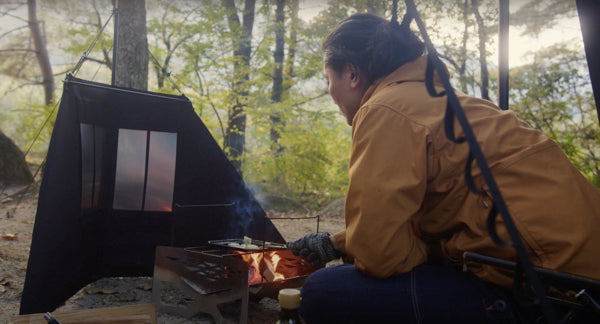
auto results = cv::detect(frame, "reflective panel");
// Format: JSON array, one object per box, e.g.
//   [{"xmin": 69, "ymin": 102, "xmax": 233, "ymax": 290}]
[
  {"xmin": 113, "ymin": 129, "xmax": 147, "ymax": 210},
  {"xmin": 144, "ymin": 131, "xmax": 177, "ymax": 212}
]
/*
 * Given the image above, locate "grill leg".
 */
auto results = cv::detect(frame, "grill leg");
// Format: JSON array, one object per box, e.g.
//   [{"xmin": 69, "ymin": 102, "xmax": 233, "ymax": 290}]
[{"xmin": 152, "ymin": 257, "xmax": 250, "ymax": 323}]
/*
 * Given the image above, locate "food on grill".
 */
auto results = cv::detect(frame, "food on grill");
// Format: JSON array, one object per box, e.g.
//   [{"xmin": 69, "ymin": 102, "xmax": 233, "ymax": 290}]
[{"xmin": 228, "ymin": 236, "xmax": 260, "ymax": 250}]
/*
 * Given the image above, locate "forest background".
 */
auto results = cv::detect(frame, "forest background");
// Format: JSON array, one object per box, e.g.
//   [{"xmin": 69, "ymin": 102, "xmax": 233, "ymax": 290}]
[{"xmin": 0, "ymin": 0, "xmax": 598, "ymax": 212}]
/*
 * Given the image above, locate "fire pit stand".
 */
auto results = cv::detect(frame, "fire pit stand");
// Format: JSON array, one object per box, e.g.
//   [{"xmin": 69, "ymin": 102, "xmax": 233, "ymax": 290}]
[{"xmin": 151, "ymin": 245, "xmax": 316, "ymax": 323}]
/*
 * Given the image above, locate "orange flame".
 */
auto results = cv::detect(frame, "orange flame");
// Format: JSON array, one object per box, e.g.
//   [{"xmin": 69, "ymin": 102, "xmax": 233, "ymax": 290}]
[
  {"xmin": 239, "ymin": 251, "xmax": 286, "ymax": 285},
  {"xmin": 271, "ymin": 252, "xmax": 284, "ymax": 281}
]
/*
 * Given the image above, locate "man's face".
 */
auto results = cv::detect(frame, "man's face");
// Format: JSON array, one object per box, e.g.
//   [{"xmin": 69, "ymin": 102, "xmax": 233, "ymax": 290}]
[{"xmin": 324, "ymin": 63, "xmax": 363, "ymax": 126}]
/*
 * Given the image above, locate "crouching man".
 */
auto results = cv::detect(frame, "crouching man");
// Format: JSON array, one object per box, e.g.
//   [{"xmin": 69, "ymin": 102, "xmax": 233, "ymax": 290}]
[{"xmin": 288, "ymin": 13, "xmax": 600, "ymax": 324}]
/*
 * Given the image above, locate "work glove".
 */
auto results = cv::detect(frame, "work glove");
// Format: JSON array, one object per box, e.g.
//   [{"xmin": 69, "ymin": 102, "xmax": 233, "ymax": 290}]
[{"xmin": 287, "ymin": 232, "xmax": 342, "ymax": 267}]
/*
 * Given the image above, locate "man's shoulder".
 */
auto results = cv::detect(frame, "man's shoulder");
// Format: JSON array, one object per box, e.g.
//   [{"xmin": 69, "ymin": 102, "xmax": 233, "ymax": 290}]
[{"xmin": 360, "ymin": 82, "xmax": 446, "ymax": 126}]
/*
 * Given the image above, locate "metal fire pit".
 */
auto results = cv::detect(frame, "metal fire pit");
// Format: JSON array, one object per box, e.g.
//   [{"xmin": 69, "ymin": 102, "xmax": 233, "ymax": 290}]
[{"xmin": 151, "ymin": 244, "xmax": 317, "ymax": 323}]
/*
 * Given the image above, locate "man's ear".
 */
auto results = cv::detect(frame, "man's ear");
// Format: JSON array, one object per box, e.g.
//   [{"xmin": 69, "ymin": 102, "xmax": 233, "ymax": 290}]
[{"xmin": 346, "ymin": 62, "xmax": 361, "ymax": 88}]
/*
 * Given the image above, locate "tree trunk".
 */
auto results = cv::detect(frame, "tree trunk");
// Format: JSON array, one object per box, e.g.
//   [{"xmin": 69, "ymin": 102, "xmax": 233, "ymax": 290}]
[
  {"xmin": 471, "ymin": 0, "xmax": 490, "ymax": 101},
  {"xmin": 458, "ymin": 0, "xmax": 469, "ymax": 93},
  {"xmin": 285, "ymin": 0, "xmax": 299, "ymax": 93},
  {"xmin": 223, "ymin": 0, "xmax": 256, "ymax": 174},
  {"xmin": 27, "ymin": 0, "xmax": 54, "ymax": 106},
  {"xmin": 114, "ymin": 0, "xmax": 148, "ymax": 90},
  {"xmin": 0, "ymin": 129, "xmax": 34, "ymax": 186},
  {"xmin": 270, "ymin": 0, "xmax": 285, "ymax": 153}
]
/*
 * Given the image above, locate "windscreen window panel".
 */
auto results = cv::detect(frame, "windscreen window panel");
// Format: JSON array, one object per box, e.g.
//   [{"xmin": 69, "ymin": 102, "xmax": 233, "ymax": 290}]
[
  {"xmin": 80, "ymin": 123, "xmax": 106, "ymax": 209},
  {"xmin": 113, "ymin": 129, "xmax": 147, "ymax": 210},
  {"xmin": 145, "ymin": 131, "xmax": 177, "ymax": 211},
  {"xmin": 113, "ymin": 128, "xmax": 177, "ymax": 212}
]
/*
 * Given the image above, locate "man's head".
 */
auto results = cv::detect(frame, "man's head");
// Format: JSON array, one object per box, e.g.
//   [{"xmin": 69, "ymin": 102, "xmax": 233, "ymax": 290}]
[
  {"xmin": 322, "ymin": 13, "xmax": 425, "ymax": 125},
  {"xmin": 322, "ymin": 13, "xmax": 425, "ymax": 85}
]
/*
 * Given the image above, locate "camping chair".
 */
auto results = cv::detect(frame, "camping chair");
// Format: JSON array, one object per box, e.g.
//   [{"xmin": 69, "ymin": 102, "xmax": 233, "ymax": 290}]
[{"xmin": 463, "ymin": 252, "xmax": 600, "ymax": 323}]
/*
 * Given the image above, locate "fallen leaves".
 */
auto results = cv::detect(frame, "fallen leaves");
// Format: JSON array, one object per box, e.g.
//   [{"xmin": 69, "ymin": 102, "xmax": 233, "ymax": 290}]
[
  {"xmin": 0, "ymin": 275, "xmax": 12, "ymax": 293},
  {"xmin": 1, "ymin": 234, "xmax": 18, "ymax": 241}
]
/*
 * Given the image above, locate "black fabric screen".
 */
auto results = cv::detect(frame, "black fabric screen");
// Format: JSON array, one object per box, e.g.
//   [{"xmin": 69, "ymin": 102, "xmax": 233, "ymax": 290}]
[
  {"xmin": 20, "ymin": 75, "xmax": 284, "ymax": 314},
  {"xmin": 577, "ymin": 0, "xmax": 600, "ymax": 125}
]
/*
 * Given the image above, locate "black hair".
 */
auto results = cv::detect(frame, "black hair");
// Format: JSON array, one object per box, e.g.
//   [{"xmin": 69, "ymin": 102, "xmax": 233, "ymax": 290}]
[{"xmin": 322, "ymin": 13, "xmax": 425, "ymax": 85}]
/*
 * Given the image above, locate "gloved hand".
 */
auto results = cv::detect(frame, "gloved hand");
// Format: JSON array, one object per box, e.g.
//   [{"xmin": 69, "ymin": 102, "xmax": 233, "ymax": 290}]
[{"xmin": 287, "ymin": 232, "xmax": 342, "ymax": 267}]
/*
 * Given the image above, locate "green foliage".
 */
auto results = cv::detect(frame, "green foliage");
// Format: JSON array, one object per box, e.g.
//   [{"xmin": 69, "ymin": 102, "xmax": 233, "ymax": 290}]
[
  {"xmin": 1, "ymin": 0, "xmax": 598, "ymax": 210},
  {"xmin": 42, "ymin": 0, "xmax": 116, "ymax": 78},
  {"xmin": 242, "ymin": 96, "xmax": 350, "ymax": 209},
  {"xmin": 510, "ymin": 0, "xmax": 577, "ymax": 36},
  {"xmin": 5, "ymin": 100, "xmax": 56, "ymax": 166},
  {"xmin": 510, "ymin": 43, "xmax": 600, "ymax": 187}
]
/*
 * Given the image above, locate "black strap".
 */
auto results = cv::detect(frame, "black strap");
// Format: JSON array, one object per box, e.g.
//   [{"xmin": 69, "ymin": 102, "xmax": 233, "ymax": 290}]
[
  {"xmin": 424, "ymin": 57, "xmax": 445, "ymax": 98},
  {"xmin": 403, "ymin": 1, "xmax": 558, "ymax": 323},
  {"xmin": 464, "ymin": 152, "xmax": 483, "ymax": 195},
  {"xmin": 427, "ymin": 57, "xmax": 485, "ymax": 196},
  {"xmin": 486, "ymin": 203, "xmax": 511, "ymax": 248}
]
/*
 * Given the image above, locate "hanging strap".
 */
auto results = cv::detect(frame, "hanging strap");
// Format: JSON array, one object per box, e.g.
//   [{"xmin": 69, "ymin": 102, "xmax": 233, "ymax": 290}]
[
  {"xmin": 403, "ymin": 1, "xmax": 558, "ymax": 323},
  {"xmin": 71, "ymin": 9, "xmax": 116, "ymax": 77},
  {"xmin": 148, "ymin": 50, "xmax": 184, "ymax": 95}
]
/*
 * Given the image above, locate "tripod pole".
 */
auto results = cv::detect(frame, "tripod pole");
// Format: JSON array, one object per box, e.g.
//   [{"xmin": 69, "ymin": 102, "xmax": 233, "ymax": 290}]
[{"xmin": 111, "ymin": 0, "xmax": 119, "ymax": 86}]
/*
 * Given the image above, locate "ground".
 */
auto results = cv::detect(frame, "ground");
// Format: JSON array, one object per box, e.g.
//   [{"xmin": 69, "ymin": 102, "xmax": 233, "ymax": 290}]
[{"xmin": 0, "ymin": 184, "xmax": 345, "ymax": 323}]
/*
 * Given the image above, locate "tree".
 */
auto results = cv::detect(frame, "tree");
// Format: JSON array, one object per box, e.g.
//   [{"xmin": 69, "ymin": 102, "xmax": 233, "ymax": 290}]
[
  {"xmin": 1, "ymin": 0, "xmax": 597, "ymax": 208},
  {"xmin": 0, "ymin": 0, "xmax": 52, "ymax": 184},
  {"xmin": 147, "ymin": 0, "xmax": 199, "ymax": 90},
  {"xmin": 0, "ymin": 0, "xmax": 56, "ymax": 100},
  {"xmin": 417, "ymin": 0, "xmax": 497, "ymax": 99},
  {"xmin": 510, "ymin": 0, "xmax": 577, "ymax": 36},
  {"xmin": 114, "ymin": 0, "xmax": 148, "ymax": 89},
  {"xmin": 269, "ymin": 0, "xmax": 285, "ymax": 153},
  {"xmin": 52, "ymin": 0, "xmax": 114, "ymax": 74},
  {"xmin": 28, "ymin": 0, "xmax": 54, "ymax": 105},
  {"xmin": 510, "ymin": 43, "xmax": 600, "ymax": 186},
  {"xmin": 238, "ymin": 0, "xmax": 353, "ymax": 203},
  {"xmin": 223, "ymin": 0, "xmax": 256, "ymax": 173},
  {"xmin": 284, "ymin": 0, "xmax": 299, "ymax": 95},
  {"xmin": 470, "ymin": 0, "xmax": 491, "ymax": 101}
]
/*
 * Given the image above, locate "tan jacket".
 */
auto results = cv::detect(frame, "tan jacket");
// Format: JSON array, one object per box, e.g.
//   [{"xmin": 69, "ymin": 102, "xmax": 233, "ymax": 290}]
[{"xmin": 333, "ymin": 55, "xmax": 600, "ymax": 287}]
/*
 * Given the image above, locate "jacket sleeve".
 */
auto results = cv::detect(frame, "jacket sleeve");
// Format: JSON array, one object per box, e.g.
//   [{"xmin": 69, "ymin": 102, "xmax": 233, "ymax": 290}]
[{"xmin": 344, "ymin": 104, "xmax": 429, "ymax": 278}]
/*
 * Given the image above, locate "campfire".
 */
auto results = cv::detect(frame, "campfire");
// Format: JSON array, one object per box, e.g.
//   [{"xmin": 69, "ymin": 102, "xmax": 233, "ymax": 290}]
[
  {"xmin": 151, "ymin": 238, "xmax": 318, "ymax": 323},
  {"xmin": 207, "ymin": 237, "xmax": 316, "ymax": 285}
]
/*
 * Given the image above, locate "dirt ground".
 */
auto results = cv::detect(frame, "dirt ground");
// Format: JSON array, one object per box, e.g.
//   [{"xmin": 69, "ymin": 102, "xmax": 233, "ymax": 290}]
[{"xmin": 0, "ymin": 184, "xmax": 345, "ymax": 323}]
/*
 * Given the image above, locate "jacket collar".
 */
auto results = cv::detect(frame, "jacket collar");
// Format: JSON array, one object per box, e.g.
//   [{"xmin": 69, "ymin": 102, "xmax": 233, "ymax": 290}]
[{"xmin": 360, "ymin": 55, "xmax": 444, "ymax": 106}]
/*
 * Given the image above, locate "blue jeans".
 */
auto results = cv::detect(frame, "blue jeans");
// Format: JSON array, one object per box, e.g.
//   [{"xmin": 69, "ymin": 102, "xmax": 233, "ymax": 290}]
[{"xmin": 299, "ymin": 264, "xmax": 515, "ymax": 323}]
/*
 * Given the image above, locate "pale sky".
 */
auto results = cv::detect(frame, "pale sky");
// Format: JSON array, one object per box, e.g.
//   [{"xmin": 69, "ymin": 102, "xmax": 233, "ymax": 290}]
[
  {"xmin": 0, "ymin": 1, "xmax": 585, "ymax": 77},
  {"xmin": 297, "ymin": 1, "xmax": 583, "ymax": 68}
]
